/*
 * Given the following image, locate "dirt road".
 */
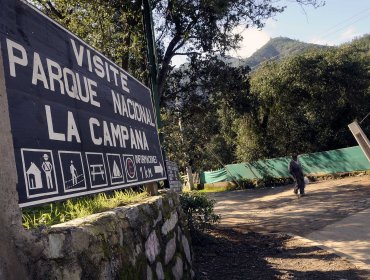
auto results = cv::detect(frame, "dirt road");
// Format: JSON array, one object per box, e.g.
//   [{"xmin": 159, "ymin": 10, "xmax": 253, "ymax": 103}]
[
  {"xmin": 193, "ymin": 176, "xmax": 370, "ymax": 279},
  {"xmin": 211, "ymin": 176, "xmax": 370, "ymax": 235}
]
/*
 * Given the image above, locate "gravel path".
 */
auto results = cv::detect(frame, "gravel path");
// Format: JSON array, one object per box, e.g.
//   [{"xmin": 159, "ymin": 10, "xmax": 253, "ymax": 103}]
[
  {"xmin": 193, "ymin": 176, "xmax": 370, "ymax": 279},
  {"xmin": 211, "ymin": 176, "xmax": 370, "ymax": 235},
  {"xmin": 193, "ymin": 227, "xmax": 369, "ymax": 279}
]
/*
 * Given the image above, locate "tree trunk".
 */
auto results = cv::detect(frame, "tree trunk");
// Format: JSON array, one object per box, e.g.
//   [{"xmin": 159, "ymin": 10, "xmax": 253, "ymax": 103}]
[{"xmin": 186, "ymin": 165, "xmax": 195, "ymax": 190}]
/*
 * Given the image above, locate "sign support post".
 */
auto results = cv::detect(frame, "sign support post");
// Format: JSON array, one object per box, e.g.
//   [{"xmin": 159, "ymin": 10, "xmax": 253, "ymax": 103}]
[
  {"xmin": 0, "ymin": 45, "xmax": 28, "ymax": 280},
  {"xmin": 142, "ymin": 0, "xmax": 169, "ymax": 191}
]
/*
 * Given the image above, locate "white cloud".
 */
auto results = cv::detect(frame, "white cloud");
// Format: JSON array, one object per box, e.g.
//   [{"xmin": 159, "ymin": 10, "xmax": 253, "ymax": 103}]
[
  {"xmin": 339, "ymin": 27, "xmax": 361, "ymax": 42},
  {"xmin": 171, "ymin": 26, "xmax": 272, "ymax": 66},
  {"xmin": 309, "ymin": 27, "xmax": 362, "ymax": 46},
  {"xmin": 171, "ymin": 55, "xmax": 188, "ymax": 68},
  {"xmin": 228, "ymin": 27, "xmax": 271, "ymax": 58},
  {"xmin": 308, "ymin": 37, "xmax": 335, "ymax": 46}
]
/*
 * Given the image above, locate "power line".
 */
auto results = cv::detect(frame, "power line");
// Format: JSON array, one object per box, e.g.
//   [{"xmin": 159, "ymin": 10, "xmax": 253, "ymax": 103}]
[
  {"xmin": 312, "ymin": 7, "xmax": 370, "ymax": 44},
  {"xmin": 248, "ymin": 7, "xmax": 370, "ymax": 70}
]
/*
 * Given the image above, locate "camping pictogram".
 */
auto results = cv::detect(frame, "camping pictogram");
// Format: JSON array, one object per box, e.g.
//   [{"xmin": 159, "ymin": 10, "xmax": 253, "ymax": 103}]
[
  {"xmin": 106, "ymin": 154, "xmax": 125, "ymax": 185},
  {"xmin": 112, "ymin": 161, "xmax": 122, "ymax": 178}
]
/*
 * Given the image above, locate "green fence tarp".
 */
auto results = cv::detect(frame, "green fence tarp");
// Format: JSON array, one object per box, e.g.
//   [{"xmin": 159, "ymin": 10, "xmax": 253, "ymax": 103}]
[{"xmin": 200, "ymin": 146, "xmax": 370, "ymax": 184}]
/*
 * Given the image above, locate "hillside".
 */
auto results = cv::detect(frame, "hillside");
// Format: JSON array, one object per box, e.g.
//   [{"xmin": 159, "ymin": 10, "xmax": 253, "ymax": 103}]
[
  {"xmin": 343, "ymin": 34, "xmax": 370, "ymax": 54},
  {"xmin": 243, "ymin": 37, "xmax": 327, "ymax": 68}
]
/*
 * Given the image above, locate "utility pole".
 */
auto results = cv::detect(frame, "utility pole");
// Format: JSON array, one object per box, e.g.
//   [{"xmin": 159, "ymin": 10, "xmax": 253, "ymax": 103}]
[{"xmin": 142, "ymin": 0, "xmax": 169, "ymax": 189}]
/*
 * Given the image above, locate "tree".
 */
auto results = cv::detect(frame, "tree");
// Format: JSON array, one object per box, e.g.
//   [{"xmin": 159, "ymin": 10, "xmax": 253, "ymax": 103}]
[
  {"xmin": 236, "ymin": 42, "xmax": 370, "ymax": 161},
  {"xmin": 29, "ymin": 0, "xmax": 148, "ymax": 80},
  {"xmin": 28, "ymin": 0, "xmax": 331, "ymax": 169},
  {"xmin": 162, "ymin": 55, "xmax": 250, "ymax": 171},
  {"xmin": 29, "ymin": 0, "xmax": 324, "ymax": 98},
  {"xmin": 153, "ymin": 0, "xmax": 324, "ymax": 97}
]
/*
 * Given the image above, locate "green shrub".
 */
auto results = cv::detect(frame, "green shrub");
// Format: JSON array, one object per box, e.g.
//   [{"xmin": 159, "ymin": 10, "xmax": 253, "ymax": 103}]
[{"xmin": 179, "ymin": 192, "xmax": 220, "ymax": 241}]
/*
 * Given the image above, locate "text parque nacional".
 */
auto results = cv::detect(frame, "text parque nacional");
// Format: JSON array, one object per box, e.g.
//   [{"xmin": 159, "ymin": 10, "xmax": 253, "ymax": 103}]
[{"xmin": 4, "ymin": 37, "xmax": 156, "ymax": 151}]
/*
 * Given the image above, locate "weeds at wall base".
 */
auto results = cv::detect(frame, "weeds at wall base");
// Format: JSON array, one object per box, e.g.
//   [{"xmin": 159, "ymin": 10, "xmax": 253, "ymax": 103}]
[{"xmin": 22, "ymin": 189, "xmax": 148, "ymax": 229}]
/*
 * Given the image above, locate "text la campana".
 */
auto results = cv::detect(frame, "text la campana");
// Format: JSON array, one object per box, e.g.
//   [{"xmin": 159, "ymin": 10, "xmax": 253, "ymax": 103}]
[{"xmin": 5, "ymin": 37, "xmax": 154, "ymax": 151}]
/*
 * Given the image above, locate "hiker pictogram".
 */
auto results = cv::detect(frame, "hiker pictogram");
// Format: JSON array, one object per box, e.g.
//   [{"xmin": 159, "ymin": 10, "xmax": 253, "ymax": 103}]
[{"xmin": 58, "ymin": 151, "xmax": 86, "ymax": 192}]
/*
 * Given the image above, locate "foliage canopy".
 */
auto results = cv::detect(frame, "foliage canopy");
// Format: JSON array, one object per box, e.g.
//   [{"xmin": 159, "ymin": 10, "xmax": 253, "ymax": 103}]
[
  {"xmin": 30, "ymin": 0, "xmax": 324, "ymax": 95},
  {"xmin": 164, "ymin": 35, "xmax": 370, "ymax": 170}
]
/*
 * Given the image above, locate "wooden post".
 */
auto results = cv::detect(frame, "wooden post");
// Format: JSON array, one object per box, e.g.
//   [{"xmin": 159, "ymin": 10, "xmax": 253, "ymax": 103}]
[
  {"xmin": 0, "ymin": 44, "xmax": 29, "ymax": 279},
  {"xmin": 144, "ymin": 182, "xmax": 159, "ymax": 196}
]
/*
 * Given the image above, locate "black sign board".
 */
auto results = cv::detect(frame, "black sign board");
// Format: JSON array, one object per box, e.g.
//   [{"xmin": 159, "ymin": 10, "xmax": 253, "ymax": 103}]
[
  {"xmin": 0, "ymin": 0, "xmax": 166, "ymax": 207},
  {"xmin": 165, "ymin": 161, "xmax": 182, "ymax": 192}
]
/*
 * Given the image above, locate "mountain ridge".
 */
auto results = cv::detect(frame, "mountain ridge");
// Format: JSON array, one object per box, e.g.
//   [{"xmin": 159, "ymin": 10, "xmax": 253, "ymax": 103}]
[{"xmin": 243, "ymin": 37, "xmax": 328, "ymax": 68}]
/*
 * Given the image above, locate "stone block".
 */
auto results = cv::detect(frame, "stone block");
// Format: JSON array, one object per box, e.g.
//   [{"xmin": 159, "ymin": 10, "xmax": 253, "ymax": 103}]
[
  {"xmin": 112, "ymin": 207, "xmax": 127, "ymax": 219},
  {"xmin": 70, "ymin": 229, "xmax": 90, "ymax": 252},
  {"xmin": 141, "ymin": 220, "xmax": 152, "ymax": 239},
  {"xmin": 153, "ymin": 210, "xmax": 163, "ymax": 228},
  {"xmin": 145, "ymin": 230, "xmax": 160, "ymax": 263},
  {"xmin": 126, "ymin": 207, "xmax": 140, "ymax": 228},
  {"xmin": 46, "ymin": 233, "xmax": 65, "ymax": 259},
  {"xmin": 161, "ymin": 211, "xmax": 178, "ymax": 235},
  {"xmin": 91, "ymin": 212, "xmax": 117, "ymax": 233},
  {"xmin": 177, "ymin": 227, "xmax": 182, "ymax": 243},
  {"xmin": 87, "ymin": 243, "xmax": 106, "ymax": 263},
  {"xmin": 156, "ymin": 197, "xmax": 163, "ymax": 209},
  {"xmin": 133, "ymin": 244, "xmax": 143, "ymax": 262},
  {"xmin": 172, "ymin": 256, "xmax": 183, "ymax": 280},
  {"xmin": 142, "ymin": 202, "xmax": 154, "ymax": 217},
  {"xmin": 156, "ymin": 262, "xmax": 164, "ymax": 280},
  {"xmin": 118, "ymin": 227, "xmax": 124, "ymax": 247},
  {"xmin": 168, "ymin": 197, "xmax": 174, "ymax": 208},
  {"xmin": 147, "ymin": 265, "xmax": 153, "ymax": 280},
  {"xmin": 182, "ymin": 235, "xmax": 191, "ymax": 264},
  {"xmin": 173, "ymin": 193, "xmax": 180, "ymax": 205},
  {"xmin": 191, "ymin": 269, "xmax": 195, "ymax": 279},
  {"xmin": 98, "ymin": 261, "xmax": 113, "ymax": 280},
  {"xmin": 165, "ymin": 235, "xmax": 176, "ymax": 264}
]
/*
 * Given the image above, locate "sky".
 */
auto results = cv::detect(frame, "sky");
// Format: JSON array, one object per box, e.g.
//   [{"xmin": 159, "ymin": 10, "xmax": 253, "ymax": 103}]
[
  {"xmin": 230, "ymin": 0, "xmax": 370, "ymax": 59},
  {"xmin": 173, "ymin": 0, "xmax": 370, "ymax": 65}
]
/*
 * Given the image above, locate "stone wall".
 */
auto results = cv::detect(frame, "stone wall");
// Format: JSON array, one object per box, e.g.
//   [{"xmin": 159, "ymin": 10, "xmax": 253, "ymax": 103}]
[{"xmin": 27, "ymin": 192, "xmax": 193, "ymax": 279}]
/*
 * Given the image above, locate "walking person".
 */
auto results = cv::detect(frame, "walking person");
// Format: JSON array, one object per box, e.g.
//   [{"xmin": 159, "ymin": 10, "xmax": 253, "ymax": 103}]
[{"xmin": 288, "ymin": 154, "xmax": 305, "ymax": 197}]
